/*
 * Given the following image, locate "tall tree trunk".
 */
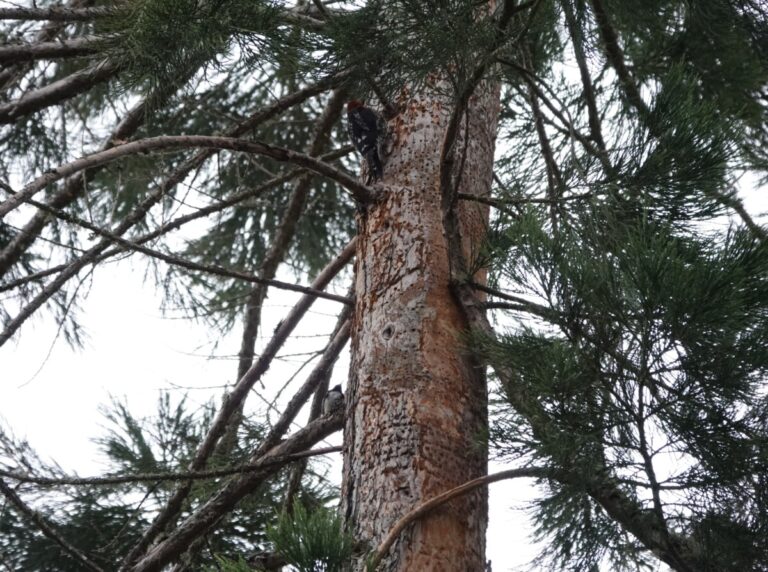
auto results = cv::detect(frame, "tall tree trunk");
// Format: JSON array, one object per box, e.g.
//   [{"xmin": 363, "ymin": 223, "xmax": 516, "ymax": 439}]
[{"xmin": 342, "ymin": 78, "xmax": 500, "ymax": 571}]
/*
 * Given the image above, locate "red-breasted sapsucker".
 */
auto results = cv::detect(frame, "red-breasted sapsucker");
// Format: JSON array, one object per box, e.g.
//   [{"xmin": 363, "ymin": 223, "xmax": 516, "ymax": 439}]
[{"xmin": 346, "ymin": 100, "xmax": 386, "ymax": 182}]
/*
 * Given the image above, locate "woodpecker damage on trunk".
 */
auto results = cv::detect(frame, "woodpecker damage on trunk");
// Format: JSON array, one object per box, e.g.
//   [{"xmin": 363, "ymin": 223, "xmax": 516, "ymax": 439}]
[{"xmin": 342, "ymin": 77, "xmax": 500, "ymax": 571}]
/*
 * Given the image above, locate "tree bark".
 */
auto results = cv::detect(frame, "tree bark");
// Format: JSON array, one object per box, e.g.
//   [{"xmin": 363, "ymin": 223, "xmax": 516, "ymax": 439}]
[{"xmin": 342, "ymin": 77, "xmax": 500, "ymax": 571}]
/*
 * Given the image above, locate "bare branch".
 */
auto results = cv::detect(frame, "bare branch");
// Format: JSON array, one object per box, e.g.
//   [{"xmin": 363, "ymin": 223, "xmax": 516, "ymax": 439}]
[
  {"xmin": 0, "ymin": 447, "xmax": 341, "ymax": 486},
  {"xmin": 0, "ymin": 37, "xmax": 98, "ymax": 63},
  {"xmin": 0, "ymin": 6, "xmax": 117, "ymax": 21},
  {"xmin": 0, "ymin": 135, "xmax": 375, "ymax": 220},
  {"xmin": 0, "ymin": 478, "xmax": 105, "ymax": 572},
  {"xmin": 0, "ymin": 60, "xmax": 118, "ymax": 123}
]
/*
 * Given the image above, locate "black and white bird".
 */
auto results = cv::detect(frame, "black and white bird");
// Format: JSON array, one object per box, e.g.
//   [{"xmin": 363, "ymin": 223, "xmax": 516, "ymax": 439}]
[
  {"xmin": 322, "ymin": 384, "xmax": 344, "ymax": 416},
  {"xmin": 346, "ymin": 100, "xmax": 387, "ymax": 183}
]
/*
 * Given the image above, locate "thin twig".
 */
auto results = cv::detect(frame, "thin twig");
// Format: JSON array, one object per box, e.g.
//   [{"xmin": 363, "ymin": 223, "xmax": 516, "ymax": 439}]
[{"xmin": 0, "ymin": 447, "xmax": 341, "ymax": 487}]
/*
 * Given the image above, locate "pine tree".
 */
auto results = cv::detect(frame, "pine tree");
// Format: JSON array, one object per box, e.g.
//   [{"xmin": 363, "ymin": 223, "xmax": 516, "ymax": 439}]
[{"xmin": 1, "ymin": 1, "xmax": 767, "ymax": 571}]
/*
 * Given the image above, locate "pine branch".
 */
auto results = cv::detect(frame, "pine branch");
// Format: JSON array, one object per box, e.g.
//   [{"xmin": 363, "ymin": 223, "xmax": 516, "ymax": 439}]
[
  {"xmin": 588, "ymin": 0, "xmax": 766, "ymax": 240},
  {"xmin": 562, "ymin": 0, "xmax": 609, "ymax": 155},
  {"xmin": 0, "ymin": 97, "xmax": 149, "ymax": 278},
  {"xmin": 458, "ymin": 191, "xmax": 593, "ymax": 206},
  {"xmin": 528, "ymin": 79, "xmax": 563, "ymax": 228},
  {"xmin": 127, "ymin": 410, "xmax": 345, "ymax": 572},
  {"xmin": 470, "ymin": 282, "xmax": 556, "ymax": 320},
  {"xmin": 260, "ymin": 319, "xmax": 350, "ymax": 455},
  {"xmin": 499, "ymin": 58, "xmax": 614, "ymax": 176},
  {"xmin": 0, "ymin": 6, "xmax": 117, "ymax": 22},
  {"xmin": 0, "ymin": 148, "xmax": 351, "ymax": 294},
  {"xmin": 221, "ymin": 88, "xmax": 349, "ymax": 474},
  {"xmin": 0, "ymin": 0, "xmax": 94, "ymax": 96},
  {"xmin": 451, "ymin": 280, "xmax": 703, "ymax": 571},
  {"xmin": 369, "ymin": 467, "xmax": 551, "ymax": 570},
  {"xmin": 0, "ymin": 74, "xmax": 343, "ymax": 277},
  {"xmin": 0, "ymin": 60, "xmax": 119, "ymax": 124},
  {"xmin": 0, "ymin": 135, "xmax": 374, "ymax": 220},
  {"xmin": 119, "ymin": 239, "xmax": 356, "ymax": 570},
  {"xmin": 0, "ymin": 37, "xmax": 98, "ymax": 63},
  {"xmin": 235, "ymin": 88, "xmax": 348, "ymax": 382},
  {"xmin": 0, "ymin": 447, "xmax": 341, "ymax": 486},
  {"xmin": 281, "ymin": 284, "xmax": 355, "ymax": 514},
  {"xmin": 0, "ymin": 478, "xmax": 105, "ymax": 572},
  {"xmin": 588, "ymin": 0, "xmax": 649, "ymax": 118},
  {"xmin": 0, "ymin": 185, "xmax": 352, "ymax": 305}
]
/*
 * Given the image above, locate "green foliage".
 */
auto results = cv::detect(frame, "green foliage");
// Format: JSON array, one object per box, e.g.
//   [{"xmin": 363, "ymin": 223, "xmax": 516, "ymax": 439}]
[
  {"xmin": 98, "ymin": 0, "xmax": 288, "ymax": 100},
  {"xmin": 0, "ymin": 393, "xmax": 337, "ymax": 570},
  {"xmin": 266, "ymin": 503, "xmax": 354, "ymax": 572},
  {"xmin": 482, "ymin": 201, "xmax": 768, "ymax": 568}
]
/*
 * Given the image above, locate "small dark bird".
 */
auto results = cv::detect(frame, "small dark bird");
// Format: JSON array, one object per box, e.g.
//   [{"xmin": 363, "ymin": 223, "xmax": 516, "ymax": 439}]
[
  {"xmin": 346, "ymin": 100, "xmax": 387, "ymax": 182},
  {"xmin": 322, "ymin": 384, "xmax": 344, "ymax": 415}
]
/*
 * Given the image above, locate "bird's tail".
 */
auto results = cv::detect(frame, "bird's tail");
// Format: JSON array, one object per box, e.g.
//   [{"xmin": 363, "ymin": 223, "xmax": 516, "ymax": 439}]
[{"xmin": 365, "ymin": 150, "xmax": 383, "ymax": 182}]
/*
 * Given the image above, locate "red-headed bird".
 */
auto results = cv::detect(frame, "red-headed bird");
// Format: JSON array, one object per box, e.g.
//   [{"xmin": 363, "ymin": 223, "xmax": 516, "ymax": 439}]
[{"xmin": 346, "ymin": 100, "xmax": 386, "ymax": 182}]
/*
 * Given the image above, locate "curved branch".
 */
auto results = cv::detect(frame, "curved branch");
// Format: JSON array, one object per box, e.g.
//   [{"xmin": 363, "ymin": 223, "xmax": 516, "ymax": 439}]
[
  {"xmin": 369, "ymin": 468, "xmax": 551, "ymax": 570},
  {"xmin": 0, "ymin": 135, "xmax": 375, "ymax": 220},
  {"xmin": 0, "ymin": 74, "xmax": 343, "ymax": 277}
]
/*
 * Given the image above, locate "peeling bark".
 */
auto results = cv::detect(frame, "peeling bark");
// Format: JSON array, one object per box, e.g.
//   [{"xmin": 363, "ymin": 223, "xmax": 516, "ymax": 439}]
[{"xmin": 342, "ymin": 78, "xmax": 500, "ymax": 571}]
